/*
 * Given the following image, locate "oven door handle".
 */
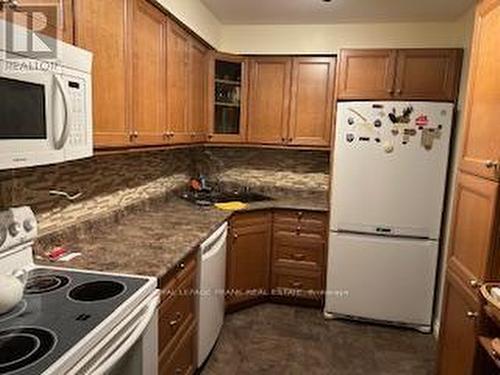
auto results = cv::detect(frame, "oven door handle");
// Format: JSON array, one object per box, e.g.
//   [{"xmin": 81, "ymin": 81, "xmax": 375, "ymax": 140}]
[
  {"xmin": 87, "ymin": 296, "xmax": 158, "ymax": 375},
  {"xmin": 53, "ymin": 74, "xmax": 71, "ymax": 150}
]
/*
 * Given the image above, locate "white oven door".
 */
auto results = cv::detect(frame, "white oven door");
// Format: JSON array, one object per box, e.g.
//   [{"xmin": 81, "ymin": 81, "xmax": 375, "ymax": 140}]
[
  {"xmin": 67, "ymin": 291, "xmax": 160, "ymax": 375},
  {"xmin": 0, "ymin": 59, "xmax": 71, "ymax": 170}
]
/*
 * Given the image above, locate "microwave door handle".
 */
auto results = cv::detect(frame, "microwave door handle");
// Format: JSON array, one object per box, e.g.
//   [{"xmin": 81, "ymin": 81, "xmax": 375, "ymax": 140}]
[{"xmin": 53, "ymin": 75, "xmax": 70, "ymax": 150}]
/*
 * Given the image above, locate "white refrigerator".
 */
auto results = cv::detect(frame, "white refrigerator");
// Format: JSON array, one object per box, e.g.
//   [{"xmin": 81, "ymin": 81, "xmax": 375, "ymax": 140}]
[{"xmin": 324, "ymin": 101, "xmax": 454, "ymax": 332}]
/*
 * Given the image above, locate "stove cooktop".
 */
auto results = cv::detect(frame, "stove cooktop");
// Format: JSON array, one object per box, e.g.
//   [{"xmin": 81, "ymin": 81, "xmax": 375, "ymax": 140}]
[{"xmin": 0, "ymin": 267, "xmax": 149, "ymax": 375}]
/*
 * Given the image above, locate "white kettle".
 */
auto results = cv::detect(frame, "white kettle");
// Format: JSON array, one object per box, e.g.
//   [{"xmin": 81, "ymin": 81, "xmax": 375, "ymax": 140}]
[{"xmin": 0, "ymin": 270, "xmax": 27, "ymax": 314}]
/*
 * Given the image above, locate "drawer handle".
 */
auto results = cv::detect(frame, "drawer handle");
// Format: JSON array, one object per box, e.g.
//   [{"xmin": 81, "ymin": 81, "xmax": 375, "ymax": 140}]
[
  {"xmin": 291, "ymin": 281, "xmax": 303, "ymax": 288},
  {"xmin": 292, "ymin": 253, "xmax": 306, "ymax": 261},
  {"xmin": 179, "ymin": 262, "xmax": 185, "ymax": 270},
  {"xmin": 296, "ymin": 226, "xmax": 302, "ymax": 234},
  {"xmin": 297, "ymin": 211, "xmax": 304, "ymax": 218},
  {"xmin": 174, "ymin": 368, "xmax": 183, "ymax": 375},
  {"xmin": 233, "ymin": 232, "xmax": 239, "ymax": 239},
  {"xmin": 466, "ymin": 311, "xmax": 479, "ymax": 319},
  {"xmin": 469, "ymin": 279, "xmax": 482, "ymax": 288},
  {"xmin": 169, "ymin": 312, "xmax": 182, "ymax": 327}
]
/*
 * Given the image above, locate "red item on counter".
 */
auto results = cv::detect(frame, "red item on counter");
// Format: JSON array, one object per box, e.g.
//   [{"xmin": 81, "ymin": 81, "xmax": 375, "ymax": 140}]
[{"xmin": 47, "ymin": 247, "xmax": 68, "ymax": 261}]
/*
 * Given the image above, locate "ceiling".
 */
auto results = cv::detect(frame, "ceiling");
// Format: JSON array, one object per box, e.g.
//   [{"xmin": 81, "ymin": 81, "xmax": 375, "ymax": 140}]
[{"xmin": 200, "ymin": 0, "xmax": 474, "ymax": 24}]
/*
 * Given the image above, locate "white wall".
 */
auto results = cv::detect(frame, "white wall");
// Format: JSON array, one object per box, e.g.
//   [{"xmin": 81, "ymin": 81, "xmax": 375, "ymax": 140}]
[
  {"xmin": 219, "ymin": 19, "xmax": 470, "ymax": 54},
  {"xmin": 433, "ymin": 6, "xmax": 476, "ymax": 338},
  {"xmin": 155, "ymin": 0, "xmax": 222, "ymax": 47}
]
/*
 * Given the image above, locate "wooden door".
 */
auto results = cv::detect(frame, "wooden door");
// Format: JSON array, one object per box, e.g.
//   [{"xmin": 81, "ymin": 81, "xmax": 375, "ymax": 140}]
[
  {"xmin": 74, "ymin": 0, "xmax": 131, "ymax": 147},
  {"xmin": 288, "ymin": 57, "xmax": 336, "ymax": 147},
  {"xmin": 226, "ymin": 212, "xmax": 272, "ymax": 308},
  {"xmin": 447, "ymin": 172, "xmax": 499, "ymax": 289},
  {"xmin": 337, "ymin": 49, "xmax": 396, "ymax": 100},
  {"xmin": 188, "ymin": 39, "xmax": 208, "ymax": 143},
  {"xmin": 460, "ymin": 0, "xmax": 500, "ymax": 181},
  {"xmin": 437, "ymin": 271, "xmax": 481, "ymax": 375},
  {"xmin": 166, "ymin": 21, "xmax": 190, "ymax": 144},
  {"xmin": 247, "ymin": 57, "xmax": 292, "ymax": 144},
  {"xmin": 131, "ymin": 0, "xmax": 166, "ymax": 146},
  {"xmin": 394, "ymin": 49, "xmax": 462, "ymax": 101},
  {"xmin": 1, "ymin": 0, "xmax": 73, "ymax": 43}
]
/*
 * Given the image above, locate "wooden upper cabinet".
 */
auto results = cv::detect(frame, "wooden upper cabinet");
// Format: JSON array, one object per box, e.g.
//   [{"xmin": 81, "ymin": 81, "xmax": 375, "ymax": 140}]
[
  {"xmin": 437, "ymin": 271, "xmax": 481, "ymax": 375},
  {"xmin": 337, "ymin": 48, "xmax": 462, "ymax": 101},
  {"xmin": 288, "ymin": 57, "xmax": 336, "ymax": 147},
  {"xmin": 447, "ymin": 172, "xmax": 499, "ymax": 289},
  {"xmin": 74, "ymin": 0, "xmax": 130, "ymax": 147},
  {"xmin": 460, "ymin": 0, "xmax": 500, "ymax": 181},
  {"xmin": 1, "ymin": 0, "xmax": 73, "ymax": 43},
  {"xmin": 131, "ymin": 0, "xmax": 166, "ymax": 146},
  {"xmin": 248, "ymin": 57, "xmax": 292, "ymax": 144},
  {"xmin": 394, "ymin": 49, "xmax": 462, "ymax": 101},
  {"xmin": 208, "ymin": 53, "xmax": 248, "ymax": 143},
  {"xmin": 188, "ymin": 39, "xmax": 208, "ymax": 143},
  {"xmin": 337, "ymin": 49, "xmax": 396, "ymax": 100},
  {"xmin": 166, "ymin": 21, "xmax": 190, "ymax": 144}
]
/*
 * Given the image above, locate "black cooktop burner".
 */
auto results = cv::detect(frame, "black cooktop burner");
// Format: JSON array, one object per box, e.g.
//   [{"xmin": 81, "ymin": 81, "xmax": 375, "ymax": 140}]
[
  {"xmin": 68, "ymin": 280, "xmax": 126, "ymax": 302},
  {"xmin": 0, "ymin": 327, "xmax": 56, "ymax": 374},
  {"xmin": 0, "ymin": 301, "xmax": 27, "ymax": 324},
  {"xmin": 25, "ymin": 275, "xmax": 70, "ymax": 295}
]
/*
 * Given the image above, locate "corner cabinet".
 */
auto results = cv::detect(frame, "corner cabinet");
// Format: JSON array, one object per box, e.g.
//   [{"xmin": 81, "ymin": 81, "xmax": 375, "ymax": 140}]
[
  {"xmin": 225, "ymin": 212, "xmax": 272, "ymax": 309},
  {"xmin": 207, "ymin": 53, "xmax": 248, "ymax": 143},
  {"xmin": 337, "ymin": 49, "xmax": 462, "ymax": 101}
]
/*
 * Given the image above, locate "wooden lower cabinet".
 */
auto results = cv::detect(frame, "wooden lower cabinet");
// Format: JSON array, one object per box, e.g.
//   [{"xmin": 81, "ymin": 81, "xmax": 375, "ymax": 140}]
[
  {"xmin": 438, "ymin": 271, "xmax": 482, "ymax": 375},
  {"xmin": 158, "ymin": 255, "xmax": 197, "ymax": 375},
  {"xmin": 226, "ymin": 211, "xmax": 272, "ymax": 308},
  {"xmin": 271, "ymin": 210, "xmax": 327, "ymax": 304}
]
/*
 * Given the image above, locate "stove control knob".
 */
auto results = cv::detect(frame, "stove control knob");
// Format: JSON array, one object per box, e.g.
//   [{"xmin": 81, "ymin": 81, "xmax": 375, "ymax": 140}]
[
  {"xmin": 8, "ymin": 222, "xmax": 21, "ymax": 237},
  {"xmin": 23, "ymin": 219, "xmax": 34, "ymax": 232}
]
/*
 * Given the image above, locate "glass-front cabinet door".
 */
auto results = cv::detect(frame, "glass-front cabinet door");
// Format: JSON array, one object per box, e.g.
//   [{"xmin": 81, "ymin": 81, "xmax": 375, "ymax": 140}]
[{"xmin": 208, "ymin": 53, "xmax": 247, "ymax": 143}]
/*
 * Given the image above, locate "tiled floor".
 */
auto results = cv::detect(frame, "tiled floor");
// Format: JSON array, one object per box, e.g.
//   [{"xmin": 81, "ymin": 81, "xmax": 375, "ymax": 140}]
[{"xmin": 201, "ymin": 304, "xmax": 436, "ymax": 375}]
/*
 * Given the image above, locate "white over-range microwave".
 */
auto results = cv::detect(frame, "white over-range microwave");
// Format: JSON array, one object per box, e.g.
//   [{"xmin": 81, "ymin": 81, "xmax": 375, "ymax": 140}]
[{"xmin": 0, "ymin": 20, "xmax": 93, "ymax": 170}]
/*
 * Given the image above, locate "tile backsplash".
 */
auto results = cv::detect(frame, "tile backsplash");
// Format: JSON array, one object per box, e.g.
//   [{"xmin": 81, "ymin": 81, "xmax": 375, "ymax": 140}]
[{"xmin": 0, "ymin": 147, "xmax": 329, "ymax": 234}]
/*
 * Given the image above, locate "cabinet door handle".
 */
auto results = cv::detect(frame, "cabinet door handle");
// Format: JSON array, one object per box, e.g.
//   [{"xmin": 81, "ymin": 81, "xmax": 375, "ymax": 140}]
[
  {"xmin": 292, "ymin": 253, "xmax": 306, "ymax": 261},
  {"xmin": 291, "ymin": 281, "xmax": 303, "ymax": 288},
  {"xmin": 395, "ymin": 89, "xmax": 402, "ymax": 95},
  {"xmin": 485, "ymin": 160, "xmax": 499, "ymax": 169},
  {"xmin": 174, "ymin": 368, "xmax": 182, "ymax": 375},
  {"xmin": 208, "ymin": 134, "xmax": 214, "ymax": 139},
  {"xmin": 387, "ymin": 89, "xmax": 394, "ymax": 95},
  {"xmin": 169, "ymin": 312, "xmax": 182, "ymax": 327},
  {"xmin": 179, "ymin": 262, "xmax": 185, "ymax": 270},
  {"xmin": 281, "ymin": 137, "xmax": 286, "ymax": 143},
  {"xmin": 233, "ymin": 232, "xmax": 239, "ymax": 239},
  {"xmin": 469, "ymin": 279, "xmax": 482, "ymax": 288},
  {"xmin": 466, "ymin": 311, "xmax": 479, "ymax": 319}
]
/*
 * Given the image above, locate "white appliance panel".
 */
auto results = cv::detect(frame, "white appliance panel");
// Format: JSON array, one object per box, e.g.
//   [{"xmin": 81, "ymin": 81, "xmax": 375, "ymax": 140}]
[
  {"xmin": 331, "ymin": 101, "xmax": 453, "ymax": 239},
  {"xmin": 198, "ymin": 223, "xmax": 227, "ymax": 367},
  {"xmin": 325, "ymin": 232, "xmax": 438, "ymax": 327}
]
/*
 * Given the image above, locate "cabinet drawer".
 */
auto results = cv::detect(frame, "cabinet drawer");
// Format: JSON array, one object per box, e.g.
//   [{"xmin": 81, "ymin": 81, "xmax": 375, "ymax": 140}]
[
  {"xmin": 160, "ymin": 323, "xmax": 196, "ymax": 375},
  {"xmin": 271, "ymin": 267, "xmax": 323, "ymax": 300},
  {"xmin": 159, "ymin": 270, "xmax": 196, "ymax": 354},
  {"xmin": 273, "ymin": 232, "xmax": 325, "ymax": 270},
  {"xmin": 273, "ymin": 210, "xmax": 326, "ymax": 234},
  {"xmin": 160, "ymin": 255, "xmax": 197, "ymax": 300}
]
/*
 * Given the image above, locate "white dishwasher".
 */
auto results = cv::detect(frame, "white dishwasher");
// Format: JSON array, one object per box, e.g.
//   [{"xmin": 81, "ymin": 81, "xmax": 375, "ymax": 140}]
[{"xmin": 197, "ymin": 222, "xmax": 228, "ymax": 367}]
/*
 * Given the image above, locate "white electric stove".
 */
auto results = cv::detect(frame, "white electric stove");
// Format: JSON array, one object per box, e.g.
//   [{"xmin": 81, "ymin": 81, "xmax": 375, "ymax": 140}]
[{"xmin": 0, "ymin": 207, "xmax": 160, "ymax": 375}]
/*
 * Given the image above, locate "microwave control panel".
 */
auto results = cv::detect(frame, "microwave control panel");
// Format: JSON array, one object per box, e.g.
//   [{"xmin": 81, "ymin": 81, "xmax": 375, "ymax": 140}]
[{"xmin": 67, "ymin": 78, "xmax": 87, "ymax": 147}]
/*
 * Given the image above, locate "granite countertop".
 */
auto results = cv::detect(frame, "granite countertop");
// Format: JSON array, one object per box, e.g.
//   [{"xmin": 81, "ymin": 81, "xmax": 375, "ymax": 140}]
[{"xmin": 34, "ymin": 191, "xmax": 328, "ymax": 283}]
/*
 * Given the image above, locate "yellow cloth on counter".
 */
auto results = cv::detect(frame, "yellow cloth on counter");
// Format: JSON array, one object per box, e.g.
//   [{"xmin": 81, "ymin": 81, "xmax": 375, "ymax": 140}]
[{"xmin": 214, "ymin": 201, "xmax": 248, "ymax": 211}]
